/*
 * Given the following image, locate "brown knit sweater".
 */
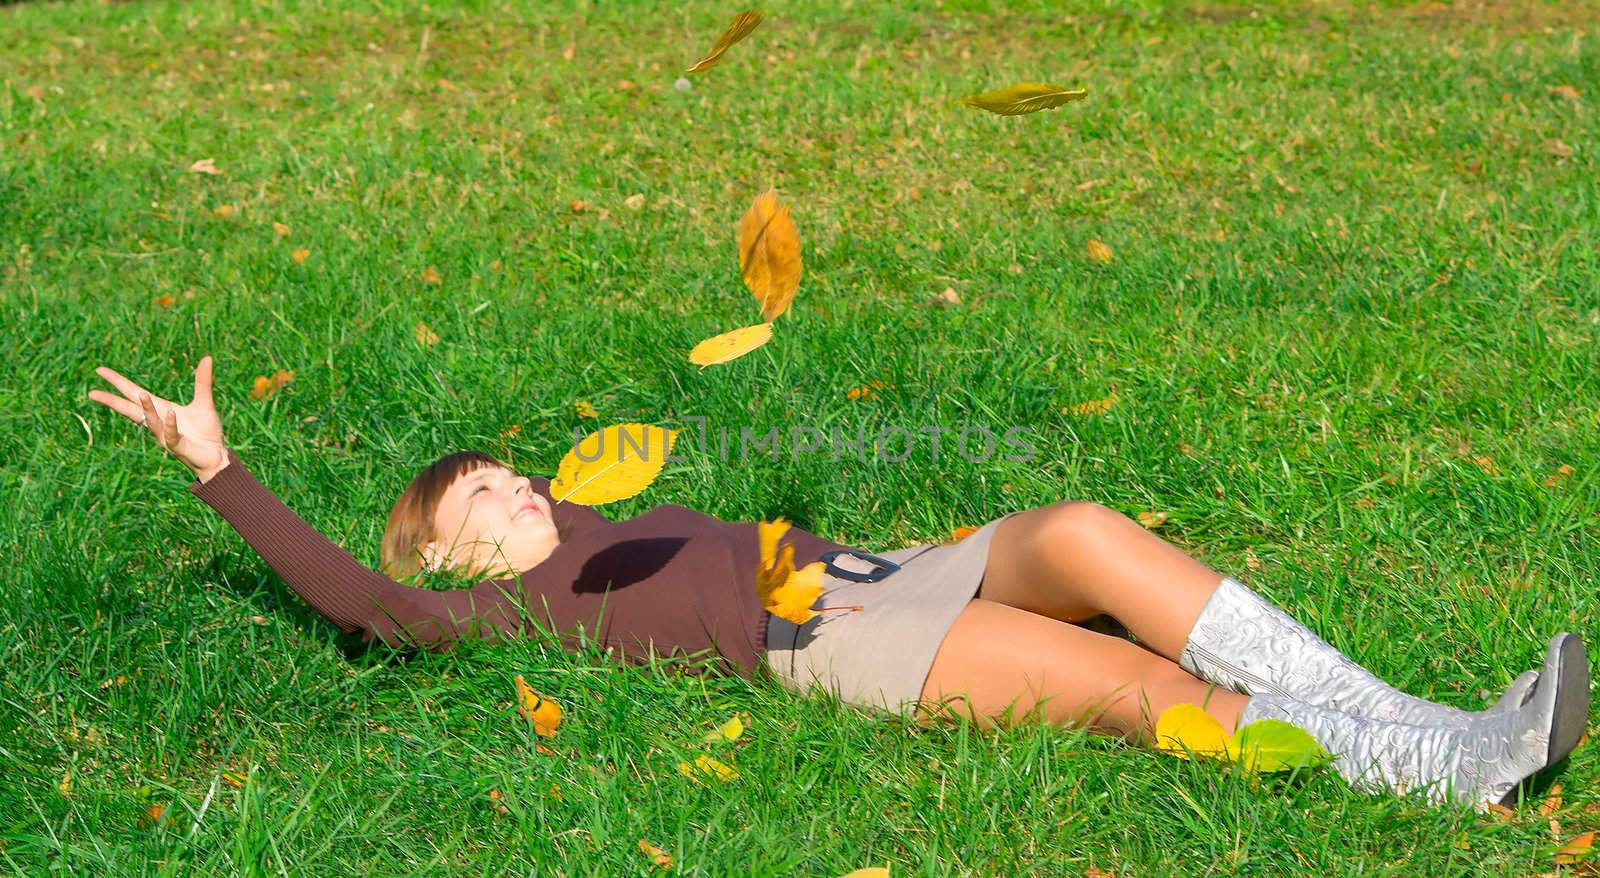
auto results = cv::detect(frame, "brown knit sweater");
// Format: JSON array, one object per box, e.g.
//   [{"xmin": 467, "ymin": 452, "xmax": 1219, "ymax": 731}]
[{"xmin": 187, "ymin": 447, "xmax": 859, "ymax": 675}]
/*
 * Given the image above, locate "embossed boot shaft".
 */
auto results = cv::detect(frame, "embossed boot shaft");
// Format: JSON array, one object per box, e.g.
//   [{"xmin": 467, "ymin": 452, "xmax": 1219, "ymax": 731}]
[{"xmin": 1179, "ymin": 577, "xmax": 1536, "ymax": 727}]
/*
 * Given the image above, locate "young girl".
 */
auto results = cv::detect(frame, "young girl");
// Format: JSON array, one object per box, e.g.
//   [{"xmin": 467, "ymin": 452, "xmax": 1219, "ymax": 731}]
[{"xmin": 88, "ymin": 354, "xmax": 1590, "ymax": 810}]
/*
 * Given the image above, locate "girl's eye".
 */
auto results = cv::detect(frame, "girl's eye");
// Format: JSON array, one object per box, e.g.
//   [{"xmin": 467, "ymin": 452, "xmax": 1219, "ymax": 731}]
[{"xmin": 472, "ymin": 486, "xmax": 488, "ymax": 496}]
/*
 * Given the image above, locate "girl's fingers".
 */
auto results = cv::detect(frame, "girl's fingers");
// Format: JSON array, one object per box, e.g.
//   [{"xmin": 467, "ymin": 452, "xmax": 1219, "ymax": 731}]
[
  {"xmin": 87, "ymin": 389, "xmax": 144, "ymax": 424},
  {"xmin": 193, "ymin": 356, "xmax": 214, "ymax": 408},
  {"xmin": 94, "ymin": 365, "xmax": 155, "ymax": 406}
]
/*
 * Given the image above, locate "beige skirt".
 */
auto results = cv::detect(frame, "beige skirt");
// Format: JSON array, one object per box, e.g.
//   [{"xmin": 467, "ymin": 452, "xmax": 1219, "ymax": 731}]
[{"xmin": 764, "ymin": 510, "xmax": 1022, "ymax": 715}]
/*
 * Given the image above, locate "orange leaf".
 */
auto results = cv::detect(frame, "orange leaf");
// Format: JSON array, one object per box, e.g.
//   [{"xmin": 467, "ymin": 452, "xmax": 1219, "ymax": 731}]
[
  {"xmin": 487, "ymin": 788, "xmax": 510, "ymax": 816},
  {"xmin": 249, "ymin": 369, "xmax": 295, "ymax": 401},
  {"xmin": 141, "ymin": 802, "xmax": 167, "ymax": 828},
  {"xmin": 1555, "ymin": 831, "xmax": 1595, "ymax": 866},
  {"xmin": 420, "ymin": 266, "xmax": 442, "ymax": 285},
  {"xmin": 756, "ymin": 519, "xmax": 825, "ymax": 624},
  {"xmin": 639, "ymin": 839, "xmax": 674, "ymax": 870},
  {"xmin": 188, "ymin": 158, "xmax": 221, "ymax": 175},
  {"xmin": 1136, "ymin": 511, "xmax": 1169, "ymax": 528},
  {"xmin": 1540, "ymin": 783, "xmax": 1563, "ymax": 816},
  {"xmin": 414, "ymin": 322, "xmax": 439, "ymax": 347},
  {"xmin": 155, "ymin": 295, "xmax": 176, "ymax": 309},
  {"xmin": 946, "ymin": 525, "xmax": 979, "ymax": 543},
  {"xmin": 1086, "ymin": 239, "xmax": 1113, "ymax": 264},
  {"xmin": 212, "ymin": 204, "xmax": 236, "ymax": 219},
  {"xmin": 737, "ymin": 188, "xmax": 802, "ymax": 321},
  {"xmin": 574, "ymin": 400, "xmax": 598, "ymax": 419},
  {"xmin": 1484, "ymin": 802, "xmax": 1515, "ymax": 822},
  {"xmin": 514, "ymin": 674, "xmax": 562, "ymax": 737},
  {"xmin": 291, "ymin": 247, "xmax": 309, "ymax": 264},
  {"xmin": 272, "ymin": 222, "xmax": 291, "ymax": 237},
  {"xmin": 686, "ymin": 10, "xmax": 764, "ymax": 74},
  {"xmin": 1065, "ymin": 390, "xmax": 1117, "ymax": 416}
]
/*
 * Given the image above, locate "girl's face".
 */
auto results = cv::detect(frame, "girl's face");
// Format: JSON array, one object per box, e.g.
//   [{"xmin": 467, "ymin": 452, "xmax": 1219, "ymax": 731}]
[{"xmin": 424, "ymin": 465, "xmax": 559, "ymax": 578}]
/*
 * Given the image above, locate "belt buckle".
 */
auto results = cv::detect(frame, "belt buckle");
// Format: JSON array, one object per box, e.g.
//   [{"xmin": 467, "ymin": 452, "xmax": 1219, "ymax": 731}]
[{"xmin": 818, "ymin": 549, "xmax": 901, "ymax": 583}]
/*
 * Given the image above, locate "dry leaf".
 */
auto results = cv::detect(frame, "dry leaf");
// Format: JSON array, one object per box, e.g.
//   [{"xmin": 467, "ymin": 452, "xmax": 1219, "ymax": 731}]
[
  {"xmin": 1086, "ymin": 239, "xmax": 1113, "ymax": 263},
  {"xmin": 420, "ymin": 266, "xmax": 442, "ymax": 285},
  {"xmin": 846, "ymin": 380, "xmax": 887, "ymax": 401},
  {"xmin": 1083, "ymin": 869, "xmax": 1116, "ymax": 878},
  {"xmin": 687, "ymin": 10, "xmax": 764, "ymax": 73},
  {"xmin": 550, "ymin": 424, "xmax": 679, "ymax": 505},
  {"xmin": 1076, "ymin": 178, "xmax": 1110, "ymax": 191},
  {"xmin": 222, "ymin": 771, "xmax": 247, "ymax": 788},
  {"xmin": 212, "ymin": 204, "xmax": 236, "ymax": 219},
  {"xmin": 562, "ymin": 43, "xmax": 575, "ymax": 61},
  {"xmin": 688, "ymin": 322, "xmax": 774, "ymax": 366},
  {"xmin": 1543, "ymin": 139, "xmax": 1575, "ymax": 158},
  {"xmin": 1541, "ymin": 784, "xmax": 1564, "ymax": 816},
  {"xmin": 291, "ymin": 247, "xmax": 310, "ymax": 265},
  {"xmin": 946, "ymin": 525, "xmax": 979, "ymax": 544},
  {"xmin": 1543, "ymin": 463, "xmax": 1575, "ymax": 487},
  {"xmin": 58, "ymin": 772, "xmax": 70, "ymax": 797},
  {"xmin": 624, "ymin": 193, "xmax": 646, "ymax": 210},
  {"xmin": 1555, "ymin": 831, "xmax": 1595, "ymax": 866},
  {"xmin": 487, "ymin": 788, "xmax": 510, "ymax": 816},
  {"xmin": 1137, "ymin": 511, "xmax": 1169, "ymax": 528},
  {"xmin": 1485, "ymin": 802, "xmax": 1515, "ymax": 822},
  {"xmin": 840, "ymin": 870, "xmax": 891, "ymax": 878},
  {"xmin": 1548, "ymin": 84, "xmax": 1581, "ymax": 100},
  {"xmin": 1469, "ymin": 454, "xmax": 1499, "ymax": 475},
  {"xmin": 155, "ymin": 295, "xmax": 176, "ymax": 310},
  {"xmin": 1065, "ymin": 390, "xmax": 1117, "ymax": 416},
  {"xmin": 639, "ymin": 839, "xmax": 673, "ymax": 870},
  {"xmin": 960, "ymin": 82, "xmax": 1088, "ymax": 115},
  {"xmin": 757, "ymin": 518, "xmax": 826, "ymax": 624},
  {"xmin": 929, "ymin": 287, "xmax": 963, "ymax": 306},
  {"xmin": 1244, "ymin": 548, "xmax": 1261, "ymax": 570},
  {"xmin": 188, "ymin": 158, "xmax": 221, "ymax": 175},
  {"xmin": 250, "ymin": 369, "xmax": 295, "ymax": 400},
  {"xmin": 141, "ymin": 802, "xmax": 166, "ymax": 828},
  {"xmin": 574, "ymin": 400, "xmax": 598, "ymax": 419},
  {"xmin": 272, "ymin": 222, "xmax": 291, "ymax": 237},
  {"xmin": 737, "ymin": 188, "xmax": 802, "ymax": 321},
  {"xmin": 414, "ymin": 322, "xmax": 439, "ymax": 347},
  {"xmin": 514, "ymin": 674, "xmax": 562, "ymax": 737},
  {"xmin": 676, "ymin": 754, "xmax": 739, "ymax": 782},
  {"xmin": 570, "ymin": 198, "xmax": 591, "ymax": 213}
]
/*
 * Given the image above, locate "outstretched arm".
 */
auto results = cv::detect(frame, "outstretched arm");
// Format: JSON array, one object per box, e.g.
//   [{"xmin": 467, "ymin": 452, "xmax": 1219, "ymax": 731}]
[
  {"xmin": 189, "ymin": 446, "xmax": 526, "ymax": 650},
  {"xmin": 89, "ymin": 354, "xmax": 526, "ymax": 651}
]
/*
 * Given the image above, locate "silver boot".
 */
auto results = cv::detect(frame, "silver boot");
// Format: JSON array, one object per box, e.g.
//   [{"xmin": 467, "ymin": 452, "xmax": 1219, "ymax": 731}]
[
  {"xmin": 1179, "ymin": 576, "xmax": 1539, "ymax": 728},
  {"xmin": 1238, "ymin": 632, "xmax": 1590, "ymax": 808}
]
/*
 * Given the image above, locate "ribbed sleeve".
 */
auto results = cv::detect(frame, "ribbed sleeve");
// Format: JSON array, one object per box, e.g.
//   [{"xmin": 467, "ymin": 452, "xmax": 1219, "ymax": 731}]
[{"xmin": 187, "ymin": 447, "xmax": 525, "ymax": 652}]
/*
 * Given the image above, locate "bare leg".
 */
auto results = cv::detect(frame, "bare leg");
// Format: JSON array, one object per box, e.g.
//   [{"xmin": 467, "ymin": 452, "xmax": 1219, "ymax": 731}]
[
  {"xmin": 919, "ymin": 599, "xmax": 1248, "ymax": 742},
  {"xmin": 979, "ymin": 501, "xmax": 1224, "ymax": 660}
]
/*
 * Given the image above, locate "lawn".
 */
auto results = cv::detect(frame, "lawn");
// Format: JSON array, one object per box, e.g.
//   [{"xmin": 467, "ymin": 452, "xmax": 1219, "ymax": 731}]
[{"xmin": 2, "ymin": 0, "xmax": 1597, "ymax": 874}]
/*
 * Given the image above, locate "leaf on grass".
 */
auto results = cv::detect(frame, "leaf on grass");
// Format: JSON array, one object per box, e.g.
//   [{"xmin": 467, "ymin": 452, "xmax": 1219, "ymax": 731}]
[
  {"xmin": 689, "ymin": 322, "xmax": 774, "ymax": 366},
  {"xmin": 250, "ymin": 369, "xmax": 295, "ymax": 400},
  {"xmin": 420, "ymin": 266, "xmax": 442, "ymax": 285},
  {"xmin": 514, "ymin": 674, "xmax": 562, "ymax": 737},
  {"xmin": 141, "ymin": 802, "xmax": 166, "ymax": 828},
  {"xmin": 1540, "ymin": 783, "xmax": 1563, "ymax": 816},
  {"xmin": 624, "ymin": 193, "xmax": 646, "ymax": 210},
  {"xmin": 840, "ymin": 869, "xmax": 891, "ymax": 878},
  {"xmin": 550, "ymin": 423, "xmax": 678, "ymax": 505},
  {"xmin": 1154, "ymin": 703, "xmax": 1231, "ymax": 761},
  {"xmin": 487, "ymin": 788, "xmax": 510, "ymax": 815},
  {"xmin": 756, "ymin": 518, "xmax": 826, "ymax": 624},
  {"xmin": 414, "ymin": 322, "xmax": 439, "ymax": 347},
  {"xmin": 221, "ymin": 771, "xmax": 247, "ymax": 788},
  {"xmin": 702, "ymin": 714, "xmax": 746, "ymax": 743},
  {"xmin": 188, "ymin": 158, "xmax": 222, "ymax": 175},
  {"xmin": 1231, "ymin": 719, "xmax": 1330, "ymax": 773},
  {"xmin": 1543, "ymin": 139, "xmax": 1575, "ymax": 158},
  {"xmin": 574, "ymin": 400, "xmax": 599, "ymax": 419},
  {"xmin": 687, "ymin": 10, "xmax": 765, "ymax": 73},
  {"xmin": 738, "ymin": 188, "xmax": 802, "ymax": 321},
  {"xmin": 846, "ymin": 380, "xmax": 888, "ymax": 401},
  {"xmin": 1086, "ymin": 239, "xmax": 1113, "ymax": 264},
  {"xmin": 639, "ymin": 838, "xmax": 673, "ymax": 870},
  {"xmin": 272, "ymin": 222, "xmax": 291, "ymax": 237},
  {"xmin": 155, "ymin": 295, "xmax": 176, "ymax": 310},
  {"xmin": 213, "ymin": 204, "xmax": 236, "ymax": 219},
  {"xmin": 1065, "ymin": 390, "xmax": 1117, "ymax": 415},
  {"xmin": 1555, "ymin": 831, "xmax": 1595, "ymax": 866},
  {"xmin": 677, "ymin": 754, "xmax": 739, "ymax": 783},
  {"xmin": 291, "ymin": 247, "xmax": 310, "ymax": 265},
  {"xmin": 1136, "ymin": 511, "xmax": 1168, "ymax": 528},
  {"xmin": 1548, "ymin": 84, "xmax": 1581, "ymax": 100},
  {"xmin": 945, "ymin": 525, "xmax": 979, "ymax": 544},
  {"xmin": 960, "ymin": 82, "xmax": 1088, "ymax": 116}
]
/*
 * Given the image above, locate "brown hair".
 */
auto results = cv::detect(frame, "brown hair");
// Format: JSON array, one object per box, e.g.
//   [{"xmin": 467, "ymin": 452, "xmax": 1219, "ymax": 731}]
[{"xmin": 380, "ymin": 450, "xmax": 508, "ymax": 581}]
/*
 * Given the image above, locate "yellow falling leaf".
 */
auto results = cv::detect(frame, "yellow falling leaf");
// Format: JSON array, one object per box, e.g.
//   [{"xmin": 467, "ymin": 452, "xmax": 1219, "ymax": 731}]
[
  {"xmin": 686, "ymin": 9, "xmax": 765, "ymax": 74},
  {"xmin": 1136, "ymin": 511, "xmax": 1169, "ymax": 528},
  {"xmin": 702, "ymin": 714, "xmax": 746, "ymax": 743},
  {"xmin": 291, "ymin": 247, "xmax": 310, "ymax": 265},
  {"xmin": 550, "ymin": 423, "xmax": 679, "ymax": 505},
  {"xmin": 688, "ymin": 322, "xmax": 774, "ymax": 367},
  {"xmin": 1086, "ymin": 239, "xmax": 1113, "ymax": 264},
  {"xmin": 959, "ymin": 82, "xmax": 1088, "ymax": 116},
  {"xmin": 414, "ymin": 322, "xmax": 439, "ymax": 347},
  {"xmin": 638, "ymin": 839, "xmax": 673, "ymax": 870},
  {"xmin": 574, "ymin": 400, "xmax": 599, "ymax": 419},
  {"xmin": 677, "ymin": 754, "xmax": 739, "ymax": 783},
  {"xmin": 514, "ymin": 674, "xmax": 562, "ymax": 737},
  {"xmin": 756, "ymin": 518, "xmax": 826, "ymax": 624},
  {"xmin": 420, "ymin": 266, "xmax": 443, "ymax": 285},
  {"xmin": 737, "ymin": 188, "xmax": 802, "ymax": 321},
  {"xmin": 1154, "ymin": 703, "xmax": 1232, "ymax": 761}
]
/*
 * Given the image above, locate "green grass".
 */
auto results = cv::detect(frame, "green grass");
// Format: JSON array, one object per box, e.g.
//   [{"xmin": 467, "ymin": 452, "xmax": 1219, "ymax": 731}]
[{"xmin": 3, "ymin": 0, "xmax": 1598, "ymax": 873}]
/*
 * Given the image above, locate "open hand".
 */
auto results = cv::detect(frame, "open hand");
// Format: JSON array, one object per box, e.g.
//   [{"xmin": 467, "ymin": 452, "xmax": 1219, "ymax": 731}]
[{"xmin": 88, "ymin": 355, "xmax": 229, "ymax": 481}]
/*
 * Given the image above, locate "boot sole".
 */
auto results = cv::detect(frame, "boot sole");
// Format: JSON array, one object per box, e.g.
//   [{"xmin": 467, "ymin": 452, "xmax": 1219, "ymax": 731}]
[{"xmin": 1547, "ymin": 633, "xmax": 1591, "ymax": 767}]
